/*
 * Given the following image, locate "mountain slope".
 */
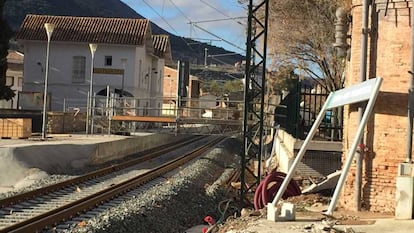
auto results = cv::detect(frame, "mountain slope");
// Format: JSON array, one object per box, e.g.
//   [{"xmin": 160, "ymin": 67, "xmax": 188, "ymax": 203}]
[{"xmin": 3, "ymin": 0, "xmax": 244, "ymax": 65}]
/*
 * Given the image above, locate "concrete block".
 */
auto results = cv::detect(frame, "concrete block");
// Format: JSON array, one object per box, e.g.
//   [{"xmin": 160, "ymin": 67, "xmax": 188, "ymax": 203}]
[
  {"xmin": 267, "ymin": 203, "xmax": 280, "ymax": 222},
  {"xmin": 267, "ymin": 202, "xmax": 296, "ymax": 221},
  {"xmin": 280, "ymin": 202, "xmax": 296, "ymax": 221},
  {"xmin": 395, "ymin": 176, "xmax": 414, "ymax": 219},
  {"xmin": 398, "ymin": 163, "xmax": 414, "ymax": 176}
]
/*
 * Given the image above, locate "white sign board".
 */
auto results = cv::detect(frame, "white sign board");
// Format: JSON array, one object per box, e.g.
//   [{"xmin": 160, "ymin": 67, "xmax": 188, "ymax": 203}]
[
  {"xmin": 326, "ymin": 78, "xmax": 380, "ymax": 109},
  {"xmin": 269, "ymin": 77, "xmax": 383, "ymax": 218}
]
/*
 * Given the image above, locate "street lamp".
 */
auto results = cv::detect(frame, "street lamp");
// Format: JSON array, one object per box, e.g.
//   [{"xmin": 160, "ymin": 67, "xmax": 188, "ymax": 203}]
[
  {"xmin": 120, "ymin": 58, "xmax": 127, "ymax": 97},
  {"xmin": 41, "ymin": 23, "xmax": 55, "ymax": 140},
  {"xmin": 86, "ymin": 43, "xmax": 98, "ymax": 135}
]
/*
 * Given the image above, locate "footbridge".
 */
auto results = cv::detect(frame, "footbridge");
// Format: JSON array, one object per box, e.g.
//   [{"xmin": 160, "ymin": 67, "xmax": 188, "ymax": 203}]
[{"xmin": 85, "ymin": 96, "xmax": 248, "ymax": 135}]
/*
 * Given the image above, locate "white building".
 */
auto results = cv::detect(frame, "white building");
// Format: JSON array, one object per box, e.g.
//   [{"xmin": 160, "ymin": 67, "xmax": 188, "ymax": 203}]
[
  {"xmin": 16, "ymin": 14, "xmax": 171, "ymax": 112},
  {"xmin": 0, "ymin": 50, "xmax": 24, "ymax": 109}
]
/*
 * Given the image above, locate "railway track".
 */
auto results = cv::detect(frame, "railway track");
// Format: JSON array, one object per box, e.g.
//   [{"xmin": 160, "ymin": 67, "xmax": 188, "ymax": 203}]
[{"xmin": 0, "ymin": 135, "xmax": 225, "ymax": 233}]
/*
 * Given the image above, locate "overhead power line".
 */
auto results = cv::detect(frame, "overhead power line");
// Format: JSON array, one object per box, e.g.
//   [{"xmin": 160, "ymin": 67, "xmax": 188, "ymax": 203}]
[
  {"xmin": 191, "ymin": 23, "xmax": 246, "ymax": 52},
  {"xmin": 188, "ymin": 17, "xmax": 246, "ymax": 24},
  {"xmin": 199, "ymin": 0, "xmax": 231, "ymax": 18},
  {"xmin": 168, "ymin": 0, "xmax": 192, "ymax": 21},
  {"xmin": 199, "ymin": 0, "xmax": 245, "ymax": 25},
  {"xmin": 208, "ymin": 52, "xmax": 240, "ymax": 57},
  {"xmin": 141, "ymin": 0, "xmax": 245, "ymax": 54},
  {"xmin": 141, "ymin": 0, "xmax": 179, "ymax": 35},
  {"xmin": 141, "ymin": 0, "xmax": 198, "ymax": 53}
]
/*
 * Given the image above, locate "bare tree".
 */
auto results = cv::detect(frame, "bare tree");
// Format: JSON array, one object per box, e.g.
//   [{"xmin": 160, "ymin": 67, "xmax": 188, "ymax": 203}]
[{"xmin": 267, "ymin": 0, "xmax": 350, "ymax": 92}]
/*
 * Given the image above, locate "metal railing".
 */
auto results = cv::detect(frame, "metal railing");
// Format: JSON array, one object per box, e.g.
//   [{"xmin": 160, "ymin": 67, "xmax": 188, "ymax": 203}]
[
  {"xmin": 63, "ymin": 95, "xmax": 245, "ymax": 134},
  {"xmin": 275, "ymin": 81, "xmax": 343, "ymax": 141},
  {"xmin": 61, "ymin": 85, "xmax": 343, "ymax": 139}
]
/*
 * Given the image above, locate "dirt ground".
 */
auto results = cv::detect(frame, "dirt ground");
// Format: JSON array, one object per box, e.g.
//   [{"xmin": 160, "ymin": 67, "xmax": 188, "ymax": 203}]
[{"xmin": 214, "ymin": 192, "xmax": 395, "ymax": 233}]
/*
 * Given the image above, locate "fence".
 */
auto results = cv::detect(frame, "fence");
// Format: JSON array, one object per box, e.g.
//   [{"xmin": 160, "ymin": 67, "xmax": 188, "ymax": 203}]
[
  {"xmin": 56, "ymin": 85, "xmax": 342, "ymax": 139},
  {"xmin": 83, "ymin": 95, "xmax": 244, "ymax": 134},
  {"xmin": 275, "ymin": 80, "xmax": 343, "ymax": 141}
]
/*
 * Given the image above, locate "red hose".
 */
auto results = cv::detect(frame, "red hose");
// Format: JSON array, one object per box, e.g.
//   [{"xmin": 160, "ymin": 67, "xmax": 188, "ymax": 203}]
[{"xmin": 254, "ymin": 171, "xmax": 301, "ymax": 210}]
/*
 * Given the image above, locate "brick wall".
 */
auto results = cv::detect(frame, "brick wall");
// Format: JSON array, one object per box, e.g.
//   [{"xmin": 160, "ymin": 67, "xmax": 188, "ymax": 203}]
[
  {"xmin": 163, "ymin": 67, "xmax": 178, "ymax": 99},
  {"xmin": 47, "ymin": 112, "xmax": 86, "ymax": 133},
  {"xmin": 341, "ymin": 1, "xmax": 412, "ymax": 213}
]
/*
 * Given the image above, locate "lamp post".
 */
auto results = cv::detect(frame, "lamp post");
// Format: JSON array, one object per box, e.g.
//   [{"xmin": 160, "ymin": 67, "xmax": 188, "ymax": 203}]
[
  {"xmin": 41, "ymin": 23, "xmax": 55, "ymax": 140},
  {"xmin": 120, "ymin": 58, "xmax": 127, "ymax": 97},
  {"xmin": 87, "ymin": 43, "xmax": 98, "ymax": 135}
]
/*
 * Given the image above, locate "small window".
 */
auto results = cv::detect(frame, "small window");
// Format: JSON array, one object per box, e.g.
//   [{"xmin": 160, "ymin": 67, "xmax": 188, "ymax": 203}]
[
  {"xmin": 72, "ymin": 56, "xmax": 86, "ymax": 83},
  {"xmin": 105, "ymin": 56, "xmax": 112, "ymax": 66},
  {"xmin": 6, "ymin": 76, "xmax": 14, "ymax": 86}
]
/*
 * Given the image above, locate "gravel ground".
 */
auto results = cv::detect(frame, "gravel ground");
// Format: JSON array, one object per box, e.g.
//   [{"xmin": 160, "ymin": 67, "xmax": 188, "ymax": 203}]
[
  {"xmin": 50, "ymin": 137, "xmax": 243, "ymax": 233},
  {"xmin": 0, "ymin": 174, "xmax": 76, "ymax": 199}
]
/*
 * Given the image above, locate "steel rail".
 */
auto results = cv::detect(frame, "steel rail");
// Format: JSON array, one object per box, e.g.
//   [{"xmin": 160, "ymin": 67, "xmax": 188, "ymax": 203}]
[
  {"xmin": 0, "ymin": 135, "xmax": 206, "ymax": 208},
  {"xmin": 1, "ymin": 136, "xmax": 225, "ymax": 233}
]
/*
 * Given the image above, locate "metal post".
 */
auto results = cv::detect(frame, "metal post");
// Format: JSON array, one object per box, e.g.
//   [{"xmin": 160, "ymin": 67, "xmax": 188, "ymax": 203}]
[
  {"xmin": 272, "ymin": 95, "xmax": 332, "ymax": 207},
  {"xmin": 169, "ymin": 77, "xmax": 173, "ymax": 114},
  {"xmin": 326, "ymin": 79, "xmax": 383, "ymax": 216},
  {"xmin": 108, "ymin": 93, "xmax": 114, "ymax": 135},
  {"xmin": 87, "ymin": 43, "xmax": 98, "ymax": 135},
  {"xmin": 106, "ymin": 85, "xmax": 109, "ymax": 117},
  {"xmin": 355, "ymin": 0, "xmax": 370, "ymax": 211},
  {"xmin": 241, "ymin": 0, "xmax": 269, "ymax": 198},
  {"xmin": 41, "ymin": 23, "xmax": 55, "ymax": 140},
  {"xmin": 407, "ymin": 0, "xmax": 414, "ymax": 163},
  {"xmin": 91, "ymin": 92, "xmax": 95, "ymax": 134}
]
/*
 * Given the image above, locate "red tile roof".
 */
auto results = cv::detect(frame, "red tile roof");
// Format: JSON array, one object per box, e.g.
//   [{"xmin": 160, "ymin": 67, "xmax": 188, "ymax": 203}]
[
  {"xmin": 152, "ymin": 35, "xmax": 172, "ymax": 60},
  {"xmin": 16, "ymin": 14, "xmax": 151, "ymax": 45}
]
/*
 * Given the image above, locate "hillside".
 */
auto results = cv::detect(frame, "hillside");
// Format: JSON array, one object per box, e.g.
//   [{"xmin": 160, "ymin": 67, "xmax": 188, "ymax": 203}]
[{"xmin": 3, "ymin": 0, "xmax": 244, "ymax": 66}]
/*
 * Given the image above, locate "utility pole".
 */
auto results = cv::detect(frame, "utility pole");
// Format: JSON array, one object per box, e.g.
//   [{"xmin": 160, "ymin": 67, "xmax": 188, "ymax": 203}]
[{"xmin": 241, "ymin": 0, "xmax": 269, "ymax": 199}]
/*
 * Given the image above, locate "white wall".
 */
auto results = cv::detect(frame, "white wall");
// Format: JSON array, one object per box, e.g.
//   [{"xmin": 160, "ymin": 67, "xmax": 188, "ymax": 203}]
[
  {"xmin": 92, "ymin": 44, "xmax": 137, "ymax": 95},
  {"xmin": 149, "ymin": 57, "xmax": 165, "ymax": 116},
  {"xmin": 132, "ymin": 46, "xmax": 147, "ymax": 99},
  {"xmin": 21, "ymin": 41, "xmax": 153, "ymax": 111}
]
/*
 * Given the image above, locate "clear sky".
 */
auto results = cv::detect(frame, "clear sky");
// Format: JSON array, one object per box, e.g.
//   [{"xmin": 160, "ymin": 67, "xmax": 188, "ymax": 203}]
[{"xmin": 121, "ymin": 0, "xmax": 248, "ymax": 55}]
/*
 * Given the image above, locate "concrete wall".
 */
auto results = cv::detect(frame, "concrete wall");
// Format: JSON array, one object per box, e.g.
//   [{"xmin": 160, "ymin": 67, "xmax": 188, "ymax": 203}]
[
  {"xmin": 274, "ymin": 129, "xmax": 297, "ymax": 173},
  {"xmin": 274, "ymin": 129, "xmax": 342, "ymax": 177},
  {"xmin": 341, "ymin": 1, "xmax": 412, "ymax": 213},
  {"xmin": 0, "ymin": 134, "xmax": 187, "ymax": 188},
  {"xmin": 91, "ymin": 133, "xmax": 187, "ymax": 163}
]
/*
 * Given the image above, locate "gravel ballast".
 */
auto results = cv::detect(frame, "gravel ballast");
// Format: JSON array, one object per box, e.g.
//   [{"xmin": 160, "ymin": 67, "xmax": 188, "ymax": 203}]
[{"xmin": 57, "ymin": 137, "xmax": 242, "ymax": 233}]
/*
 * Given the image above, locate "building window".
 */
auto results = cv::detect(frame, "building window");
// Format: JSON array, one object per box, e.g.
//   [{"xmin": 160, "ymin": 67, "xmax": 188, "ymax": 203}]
[
  {"xmin": 72, "ymin": 56, "xmax": 86, "ymax": 83},
  {"xmin": 6, "ymin": 76, "xmax": 14, "ymax": 86},
  {"xmin": 105, "ymin": 56, "xmax": 112, "ymax": 66},
  {"xmin": 17, "ymin": 77, "xmax": 23, "ymax": 87}
]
